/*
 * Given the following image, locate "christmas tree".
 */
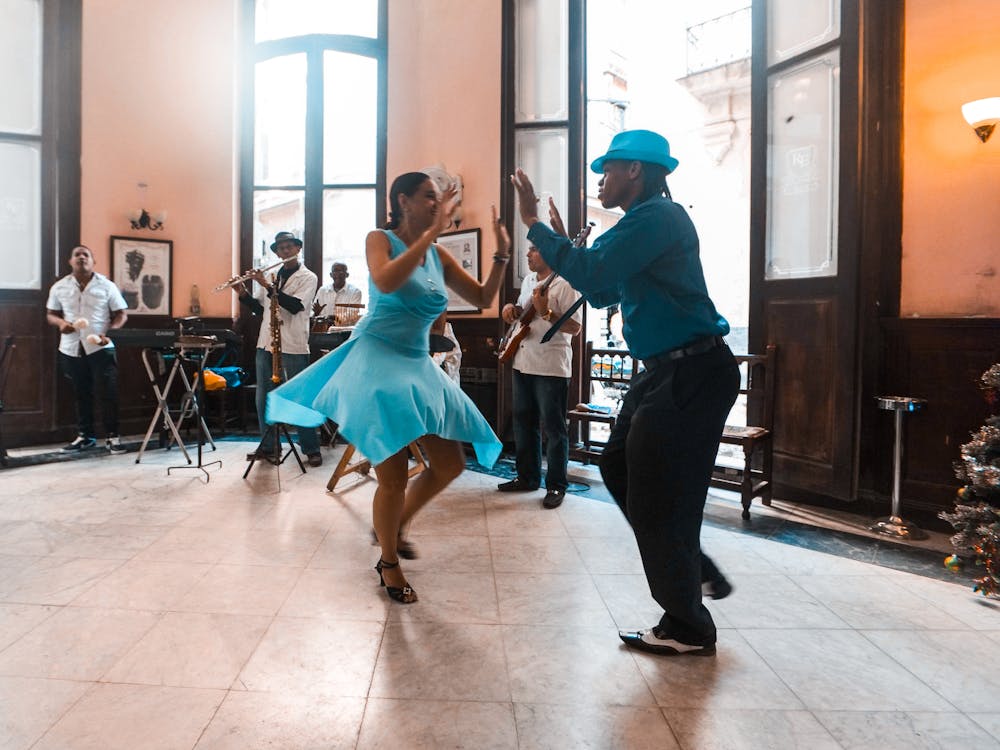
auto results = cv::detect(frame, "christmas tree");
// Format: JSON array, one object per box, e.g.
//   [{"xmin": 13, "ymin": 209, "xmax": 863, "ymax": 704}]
[{"xmin": 940, "ymin": 363, "xmax": 1000, "ymax": 597}]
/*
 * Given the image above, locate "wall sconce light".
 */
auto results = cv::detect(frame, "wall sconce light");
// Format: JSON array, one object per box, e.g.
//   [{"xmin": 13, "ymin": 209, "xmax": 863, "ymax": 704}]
[
  {"xmin": 127, "ymin": 208, "xmax": 167, "ymax": 231},
  {"xmin": 961, "ymin": 97, "xmax": 1000, "ymax": 143}
]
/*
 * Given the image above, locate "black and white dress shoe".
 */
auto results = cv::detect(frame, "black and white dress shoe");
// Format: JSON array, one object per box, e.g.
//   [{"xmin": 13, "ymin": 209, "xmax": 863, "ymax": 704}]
[{"xmin": 618, "ymin": 627, "xmax": 716, "ymax": 656}]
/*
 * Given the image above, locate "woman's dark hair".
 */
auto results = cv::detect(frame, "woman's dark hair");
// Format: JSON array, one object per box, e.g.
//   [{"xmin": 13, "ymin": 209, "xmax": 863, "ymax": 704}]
[
  {"xmin": 385, "ymin": 172, "xmax": 430, "ymax": 230},
  {"xmin": 636, "ymin": 162, "xmax": 672, "ymax": 202}
]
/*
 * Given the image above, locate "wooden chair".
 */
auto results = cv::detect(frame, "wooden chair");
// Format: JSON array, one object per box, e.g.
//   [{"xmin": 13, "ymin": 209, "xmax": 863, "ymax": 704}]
[
  {"xmin": 567, "ymin": 342, "xmax": 637, "ymax": 463},
  {"xmin": 327, "ymin": 440, "xmax": 427, "ymax": 491},
  {"xmin": 711, "ymin": 344, "xmax": 776, "ymax": 520}
]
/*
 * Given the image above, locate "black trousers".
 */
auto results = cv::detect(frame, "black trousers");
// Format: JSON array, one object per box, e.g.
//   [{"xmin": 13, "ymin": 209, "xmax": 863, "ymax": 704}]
[
  {"xmin": 59, "ymin": 349, "xmax": 119, "ymax": 438},
  {"xmin": 599, "ymin": 344, "xmax": 739, "ymax": 644}
]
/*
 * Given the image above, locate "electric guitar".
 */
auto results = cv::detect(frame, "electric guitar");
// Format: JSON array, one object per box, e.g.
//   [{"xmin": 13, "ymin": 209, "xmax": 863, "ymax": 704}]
[{"xmin": 495, "ymin": 222, "xmax": 593, "ymax": 363}]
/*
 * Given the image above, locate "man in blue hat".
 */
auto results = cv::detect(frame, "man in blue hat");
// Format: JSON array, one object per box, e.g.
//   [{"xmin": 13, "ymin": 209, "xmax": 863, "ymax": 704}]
[{"xmin": 512, "ymin": 129, "xmax": 740, "ymax": 656}]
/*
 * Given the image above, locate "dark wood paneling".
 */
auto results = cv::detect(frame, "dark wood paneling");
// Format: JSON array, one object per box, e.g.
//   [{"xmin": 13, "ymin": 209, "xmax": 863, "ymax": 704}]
[
  {"xmin": 873, "ymin": 318, "xmax": 1000, "ymax": 514},
  {"xmin": 767, "ymin": 298, "xmax": 838, "ymax": 491},
  {"xmin": 451, "ymin": 317, "xmax": 503, "ymax": 431}
]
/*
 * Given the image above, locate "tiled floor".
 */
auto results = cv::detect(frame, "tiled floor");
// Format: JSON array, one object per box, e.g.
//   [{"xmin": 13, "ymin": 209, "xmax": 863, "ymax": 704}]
[{"xmin": 0, "ymin": 439, "xmax": 998, "ymax": 749}]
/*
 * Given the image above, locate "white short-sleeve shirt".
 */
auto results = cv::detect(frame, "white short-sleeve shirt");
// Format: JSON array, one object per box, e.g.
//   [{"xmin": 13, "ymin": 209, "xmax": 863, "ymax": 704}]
[
  {"xmin": 253, "ymin": 264, "xmax": 318, "ymax": 355},
  {"xmin": 46, "ymin": 273, "xmax": 128, "ymax": 357},
  {"xmin": 512, "ymin": 273, "xmax": 581, "ymax": 378}
]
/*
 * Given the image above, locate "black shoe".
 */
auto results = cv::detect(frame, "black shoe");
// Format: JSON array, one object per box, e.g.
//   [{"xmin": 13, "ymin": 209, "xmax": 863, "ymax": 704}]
[
  {"xmin": 702, "ymin": 578, "xmax": 733, "ymax": 600},
  {"xmin": 62, "ymin": 435, "xmax": 97, "ymax": 452},
  {"xmin": 542, "ymin": 489, "xmax": 566, "ymax": 509},
  {"xmin": 374, "ymin": 558, "xmax": 417, "ymax": 604},
  {"xmin": 497, "ymin": 478, "xmax": 539, "ymax": 493},
  {"xmin": 618, "ymin": 627, "xmax": 716, "ymax": 656},
  {"xmin": 307, "ymin": 452, "xmax": 323, "ymax": 467},
  {"xmin": 105, "ymin": 435, "xmax": 127, "ymax": 455}
]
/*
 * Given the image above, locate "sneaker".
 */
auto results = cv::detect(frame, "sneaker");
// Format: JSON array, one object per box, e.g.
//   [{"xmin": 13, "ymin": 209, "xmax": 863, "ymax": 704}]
[
  {"xmin": 702, "ymin": 578, "xmax": 733, "ymax": 600},
  {"xmin": 542, "ymin": 489, "xmax": 566, "ymax": 509},
  {"xmin": 106, "ymin": 435, "xmax": 127, "ymax": 455},
  {"xmin": 307, "ymin": 452, "xmax": 323, "ymax": 468},
  {"xmin": 618, "ymin": 627, "xmax": 716, "ymax": 656},
  {"xmin": 61, "ymin": 435, "xmax": 96, "ymax": 452}
]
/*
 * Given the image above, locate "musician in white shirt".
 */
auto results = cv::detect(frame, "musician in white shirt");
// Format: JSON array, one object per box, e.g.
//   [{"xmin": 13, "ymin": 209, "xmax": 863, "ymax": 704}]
[
  {"xmin": 497, "ymin": 244, "xmax": 581, "ymax": 508},
  {"xmin": 313, "ymin": 261, "xmax": 363, "ymax": 325},
  {"xmin": 45, "ymin": 245, "xmax": 129, "ymax": 453},
  {"xmin": 236, "ymin": 231, "xmax": 322, "ymax": 466}
]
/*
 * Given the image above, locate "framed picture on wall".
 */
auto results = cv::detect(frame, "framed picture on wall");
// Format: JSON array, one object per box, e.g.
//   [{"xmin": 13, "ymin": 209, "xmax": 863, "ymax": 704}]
[
  {"xmin": 110, "ymin": 236, "xmax": 172, "ymax": 316},
  {"xmin": 436, "ymin": 228, "xmax": 481, "ymax": 313}
]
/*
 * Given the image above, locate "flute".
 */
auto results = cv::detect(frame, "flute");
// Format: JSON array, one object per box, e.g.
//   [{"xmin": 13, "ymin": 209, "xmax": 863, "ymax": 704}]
[{"xmin": 212, "ymin": 255, "xmax": 299, "ymax": 292}]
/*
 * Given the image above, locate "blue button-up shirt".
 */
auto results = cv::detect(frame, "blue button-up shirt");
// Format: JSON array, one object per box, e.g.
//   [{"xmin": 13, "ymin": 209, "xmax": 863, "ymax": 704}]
[{"xmin": 527, "ymin": 195, "xmax": 729, "ymax": 360}]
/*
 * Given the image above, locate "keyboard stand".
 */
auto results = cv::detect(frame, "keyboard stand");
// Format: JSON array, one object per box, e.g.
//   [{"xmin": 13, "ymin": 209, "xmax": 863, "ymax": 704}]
[
  {"xmin": 167, "ymin": 339, "xmax": 223, "ymax": 480},
  {"xmin": 135, "ymin": 348, "xmax": 193, "ymax": 464}
]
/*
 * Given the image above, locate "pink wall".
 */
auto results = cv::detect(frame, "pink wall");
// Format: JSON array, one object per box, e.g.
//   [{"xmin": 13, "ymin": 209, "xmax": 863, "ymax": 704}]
[
  {"xmin": 387, "ymin": 0, "xmax": 504, "ymax": 316},
  {"xmin": 902, "ymin": 0, "xmax": 1000, "ymax": 317},
  {"xmin": 81, "ymin": 0, "xmax": 240, "ymax": 319}
]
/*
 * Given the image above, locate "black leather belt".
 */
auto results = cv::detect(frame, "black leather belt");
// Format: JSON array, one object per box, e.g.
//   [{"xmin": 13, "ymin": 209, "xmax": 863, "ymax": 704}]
[{"xmin": 644, "ymin": 335, "xmax": 725, "ymax": 368}]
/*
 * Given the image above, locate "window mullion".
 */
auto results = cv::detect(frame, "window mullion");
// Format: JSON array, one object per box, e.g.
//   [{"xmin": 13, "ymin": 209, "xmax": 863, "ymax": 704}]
[{"xmin": 304, "ymin": 43, "xmax": 324, "ymax": 274}]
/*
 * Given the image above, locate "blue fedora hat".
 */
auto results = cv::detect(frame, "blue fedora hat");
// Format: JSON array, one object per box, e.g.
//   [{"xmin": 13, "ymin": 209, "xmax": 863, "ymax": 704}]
[{"xmin": 590, "ymin": 129, "xmax": 679, "ymax": 174}]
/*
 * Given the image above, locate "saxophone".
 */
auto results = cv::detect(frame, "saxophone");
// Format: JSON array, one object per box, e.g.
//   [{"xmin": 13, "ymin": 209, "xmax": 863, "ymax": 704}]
[{"xmin": 269, "ymin": 272, "xmax": 282, "ymax": 383}]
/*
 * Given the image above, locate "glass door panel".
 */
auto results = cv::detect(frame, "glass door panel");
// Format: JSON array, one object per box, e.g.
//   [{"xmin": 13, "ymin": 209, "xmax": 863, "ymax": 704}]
[
  {"xmin": 323, "ymin": 52, "xmax": 377, "ymax": 185},
  {"xmin": 0, "ymin": 141, "xmax": 40, "ymax": 289},
  {"xmin": 254, "ymin": 54, "xmax": 306, "ymax": 186},
  {"xmin": 513, "ymin": 128, "xmax": 568, "ymax": 285},
  {"xmin": 767, "ymin": 0, "xmax": 839, "ymax": 65},
  {"xmin": 322, "ymin": 188, "xmax": 375, "ymax": 304},
  {"xmin": 252, "ymin": 189, "xmax": 304, "ymax": 268},
  {"xmin": 765, "ymin": 50, "xmax": 840, "ymax": 280},
  {"xmin": 515, "ymin": 0, "xmax": 569, "ymax": 122}
]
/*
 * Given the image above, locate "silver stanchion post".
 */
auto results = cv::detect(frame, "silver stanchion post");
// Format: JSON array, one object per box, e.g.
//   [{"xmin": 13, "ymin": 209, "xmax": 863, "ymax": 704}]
[{"xmin": 871, "ymin": 396, "xmax": 928, "ymax": 540}]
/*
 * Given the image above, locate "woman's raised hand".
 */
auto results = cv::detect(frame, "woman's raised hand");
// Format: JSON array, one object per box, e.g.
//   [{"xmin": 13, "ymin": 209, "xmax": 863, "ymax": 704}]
[
  {"xmin": 491, "ymin": 204, "xmax": 511, "ymax": 260},
  {"xmin": 433, "ymin": 183, "xmax": 460, "ymax": 236}
]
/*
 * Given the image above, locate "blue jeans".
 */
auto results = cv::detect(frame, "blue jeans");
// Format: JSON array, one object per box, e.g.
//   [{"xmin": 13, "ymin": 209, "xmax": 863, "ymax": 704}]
[
  {"xmin": 512, "ymin": 370, "xmax": 570, "ymax": 492},
  {"xmin": 254, "ymin": 348, "xmax": 319, "ymax": 455}
]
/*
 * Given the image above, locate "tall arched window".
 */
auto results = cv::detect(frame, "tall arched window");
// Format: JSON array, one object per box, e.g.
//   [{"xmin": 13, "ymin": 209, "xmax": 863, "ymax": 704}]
[{"xmin": 240, "ymin": 0, "xmax": 386, "ymax": 298}]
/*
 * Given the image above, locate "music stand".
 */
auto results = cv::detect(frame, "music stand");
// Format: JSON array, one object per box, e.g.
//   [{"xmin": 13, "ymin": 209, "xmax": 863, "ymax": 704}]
[
  {"xmin": 167, "ymin": 335, "xmax": 223, "ymax": 480},
  {"xmin": 242, "ymin": 374, "xmax": 306, "ymax": 485},
  {"xmin": 0, "ymin": 336, "xmax": 14, "ymax": 467}
]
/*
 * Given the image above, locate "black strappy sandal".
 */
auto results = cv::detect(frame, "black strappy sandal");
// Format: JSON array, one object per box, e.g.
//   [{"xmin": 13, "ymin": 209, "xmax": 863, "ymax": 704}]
[{"xmin": 374, "ymin": 558, "xmax": 418, "ymax": 604}]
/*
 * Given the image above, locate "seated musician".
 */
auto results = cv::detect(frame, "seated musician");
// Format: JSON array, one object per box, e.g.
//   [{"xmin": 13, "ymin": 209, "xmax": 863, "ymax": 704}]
[
  {"xmin": 313, "ymin": 260, "xmax": 363, "ymax": 326},
  {"xmin": 234, "ymin": 231, "xmax": 323, "ymax": 467}
]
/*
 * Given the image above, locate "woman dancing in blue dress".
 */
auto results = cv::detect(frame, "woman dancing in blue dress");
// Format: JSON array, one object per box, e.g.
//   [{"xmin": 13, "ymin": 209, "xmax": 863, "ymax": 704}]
[{"xmin": 267, "ymin": 172, "xmax": 509, "ymax": 603}]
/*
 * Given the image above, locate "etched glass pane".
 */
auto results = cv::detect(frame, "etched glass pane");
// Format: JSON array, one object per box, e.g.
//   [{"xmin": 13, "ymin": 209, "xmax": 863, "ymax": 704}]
[
  {"xmin": 0, "ymin": 142, "xmax": 41, "ymax": 289},
  {"xmin": 0, "ymin": 0, "xmax": 42, "ymax": 134},
  {"xmin": 255, "ymin": 54, "xmax": 306, "ymax": 186},
  {"xmin": 515, "ymin": 0, "xmax": 569, "ymax": 122},
  {"xmin": 324, "ymin": 52, "xmax": 377, "ymax": 185},
  {"xmin": 766, "ymin": 50, "xmax": 840, "ymax": 280},
  {"xmin": 768, "ymin": 0, "xmax": 839, "ymax": 65},
  {"xmin": 253, "ymin": 189, "xmax": 305, "ymax": 269},
  {"xmin": 255, "ymin": 0, "xmax": 377, "ymax": 41},
  {"xmin": 514, "ymin": 128, "xmax": 568, "ymax": 286},
  {"xmin": 322, "ymin": 188, "xmax": 374, "ymax": 306}
]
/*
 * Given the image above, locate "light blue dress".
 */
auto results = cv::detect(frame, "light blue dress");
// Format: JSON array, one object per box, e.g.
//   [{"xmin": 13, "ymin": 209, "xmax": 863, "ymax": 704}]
[{"xmin": 266, "ymin": 230, "xmax": 502, "ymax": 468}]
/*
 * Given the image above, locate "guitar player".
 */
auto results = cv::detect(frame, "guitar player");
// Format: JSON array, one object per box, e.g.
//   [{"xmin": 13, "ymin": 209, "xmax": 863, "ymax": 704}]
[{"xmin": 497, "ymin": 243, "xmax": 582, "ymax": 509}]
